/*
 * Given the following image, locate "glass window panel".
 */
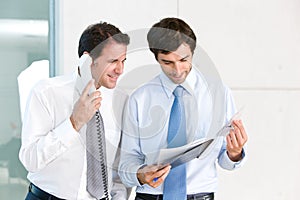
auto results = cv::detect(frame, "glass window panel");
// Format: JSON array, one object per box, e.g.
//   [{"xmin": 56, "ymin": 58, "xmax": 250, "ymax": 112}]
[{"xmin": 0, "ymin": 0, "xmax": 49, "ymax": 199}]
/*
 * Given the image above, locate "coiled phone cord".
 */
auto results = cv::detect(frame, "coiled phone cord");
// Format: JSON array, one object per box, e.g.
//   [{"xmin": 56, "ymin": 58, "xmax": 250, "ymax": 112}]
[{"xmin": 95, "ymin": 111, "xmax": 109, "ymax": 199}]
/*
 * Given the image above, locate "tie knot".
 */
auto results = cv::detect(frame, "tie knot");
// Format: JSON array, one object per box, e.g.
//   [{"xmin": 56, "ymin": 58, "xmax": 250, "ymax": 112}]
[{"xmin": 173, "ymin": 86, "xmax": 184, "ymax": 97}]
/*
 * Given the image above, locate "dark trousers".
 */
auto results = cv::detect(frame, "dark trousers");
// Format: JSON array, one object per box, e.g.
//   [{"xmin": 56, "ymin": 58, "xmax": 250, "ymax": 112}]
[
  {"xmin": 25, "ymin": 183, "xmax": 108, "ymax": 200},
  {"xmin": 135, "ymin": 192, "xmax": 214, "ymax": 200},
  {"xmin": 25, "ymin": 183, "xmax": 65, "ymax": 200},
  {"xmin": 25, "ymin": 192, "xmax": 63, "ymax": 200}
]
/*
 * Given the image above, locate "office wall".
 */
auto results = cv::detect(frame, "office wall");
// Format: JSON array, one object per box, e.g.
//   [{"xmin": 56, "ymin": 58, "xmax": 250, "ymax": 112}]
[
  {"xmin": 179, "ymin": 1, "xmax": 300, "ymax": 200},
  {"xmin": 56, "ymin": 0, "xmax": 177, "ymax": 75},
  {"xmin": 57, "ymin": 1, "xmax": 300, "ymax": 199}
]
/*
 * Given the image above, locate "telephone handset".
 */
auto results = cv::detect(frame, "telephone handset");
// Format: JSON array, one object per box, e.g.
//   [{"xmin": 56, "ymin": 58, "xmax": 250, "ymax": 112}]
[
  {"xmin": 77, "ymin": 54, "xmax": 109, "ymax": 198},
  {"xmin": 77, "ymin": 54, "xmax": 96, "ymax": 95}
]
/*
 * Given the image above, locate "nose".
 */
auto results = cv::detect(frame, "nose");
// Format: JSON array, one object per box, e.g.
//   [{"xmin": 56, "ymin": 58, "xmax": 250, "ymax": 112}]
[
  {"xmin": 173, "ymin": 62, "xmax": 182, "ymax": 75},
  {"xmin": 115, "ymin": 61, "xmax": 124, "ymax": 74}
]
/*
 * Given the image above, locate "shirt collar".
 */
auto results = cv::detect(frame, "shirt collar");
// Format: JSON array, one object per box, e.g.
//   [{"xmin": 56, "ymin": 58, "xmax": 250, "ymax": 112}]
[{"xmin": 159, "ymin": 67, "xmax": 197, "ymax": 98}]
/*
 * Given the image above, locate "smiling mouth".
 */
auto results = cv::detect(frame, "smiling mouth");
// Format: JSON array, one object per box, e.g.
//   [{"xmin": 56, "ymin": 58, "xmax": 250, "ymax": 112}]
[
  {"xmin": 173, "ymin": 76, "xmax": 182, "ymax": 78},
  {"xmin": 171, "ymin": 74, "xmax": 184, "ymax": 79},
  {"xmin": 108, "ymin": 74, "xmax": 119, "ymax": 80}
]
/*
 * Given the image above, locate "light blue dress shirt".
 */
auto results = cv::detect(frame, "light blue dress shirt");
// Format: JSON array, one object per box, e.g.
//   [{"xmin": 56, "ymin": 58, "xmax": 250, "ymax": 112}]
[{"xmin": 119, "ymin": 67, "xmax": 246, "ymax": 195}]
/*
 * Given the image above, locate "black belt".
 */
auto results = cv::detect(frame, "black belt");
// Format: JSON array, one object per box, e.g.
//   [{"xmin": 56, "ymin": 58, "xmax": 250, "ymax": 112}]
[
  {"xmin": 29, "ymin": 183, "xmax": 65, "ymax": 200},
  {"xmin": 29, "ymin": 183, "xmax": 109, "ymax": 200},
  {"xmin": 136, "ymin": 192, "xmax": 214, "ymax": 200}
]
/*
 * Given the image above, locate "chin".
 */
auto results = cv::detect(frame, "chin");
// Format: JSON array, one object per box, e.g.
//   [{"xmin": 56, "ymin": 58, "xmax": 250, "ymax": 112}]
[
  {"xmin": 103, "ymin": 85, "xmax": 114, "ymax": 89},
  {"xmin": 104, "ymin": 83, "xmax": 117, "ymax": 89},
  {"xmin": 172, "ymin": 79, "xmax": 184, "ymax": 84}
]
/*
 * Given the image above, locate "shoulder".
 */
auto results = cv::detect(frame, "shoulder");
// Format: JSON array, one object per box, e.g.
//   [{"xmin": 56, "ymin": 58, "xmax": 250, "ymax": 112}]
[
  {"xmin": 130, "ymin": 75, "xmax": 161, "ymax": 99},
  {"xmin": 31, "ymin": 73, "xmax": 75, "ymax": 99}
]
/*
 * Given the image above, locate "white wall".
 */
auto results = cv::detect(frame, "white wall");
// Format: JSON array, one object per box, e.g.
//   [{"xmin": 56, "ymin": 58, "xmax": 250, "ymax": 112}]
[
  {"xmin": 57, "ymin": 1, "xmax": 300, "ymax": 199},
  {"xmin": 56, "ymin": 0, "xmax": 177, "ymax": 75},
  {"xmin": 179, "ymin": 1, "xmax": 300, "ymax": 199}
]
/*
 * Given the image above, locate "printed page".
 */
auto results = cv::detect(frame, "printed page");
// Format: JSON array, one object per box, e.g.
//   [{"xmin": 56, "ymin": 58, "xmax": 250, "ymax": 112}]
[{"xmin": 154, "ymin": 108, "xmax": 244, "ymax": 167}]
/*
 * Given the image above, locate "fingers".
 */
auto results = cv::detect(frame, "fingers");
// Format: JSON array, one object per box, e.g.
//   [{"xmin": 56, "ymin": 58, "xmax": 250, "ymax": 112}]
[
  {"xmin": 92, "ymin": 98, "xmax": 102, "ymax": 111},
  {"xmin": 137, "ymin": 165, "xmax": 158, "ymax": 185},
  {"xmin": 71, "ymin": 80, "xmax": 103, "ymax": 130},
  {"xmin": 151, "ymin": 166, "xmax": 171, "ymax": 188},
  {"xmin": 227, "ymin": 127, "xmax": 240, "ymax": 148},
  {"xmin": 227, "ymin": 120, "xmax": 247, "ymax": 146},
  {"xmin": 80, "ymin": 79, "xmax": 102, "ymax": 112},
  {"xmin": 90, "ymin": 92, "xmax": 102, "ymax": 111},
  {"xmin": 82, "ymin": 79, "xmax": 95, "ymax": 97},
  {"xmin": 137, "ymin": 165, "xmax": 171, "ymax": 188},
  {"xmin": 226, "ymin": 120, "xmax": 248, "ymax": 161},
  {"xmin": 234, "ymin": 120, "xmax": 248, "ymax": 141},
  {"xmin": 226, "ymin": 134, "xmax": 234, "ymax": 149},
  {"xmin": 232, "ymin": 120, "xmax": 248, "ymax": 144}
]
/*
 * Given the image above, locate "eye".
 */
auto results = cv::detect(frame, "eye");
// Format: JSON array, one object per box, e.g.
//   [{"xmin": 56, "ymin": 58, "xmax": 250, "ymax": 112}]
[
  {"xmin": 163, "ymin": 61, "xmax": 171, "ymax": 65},
  {"xmin": 110, "ymin": 59, "xmax": 118, "ymax": 64},
  {"xmin": 180, "ymin": 59, "xmax": 188, "ymax": 62}
]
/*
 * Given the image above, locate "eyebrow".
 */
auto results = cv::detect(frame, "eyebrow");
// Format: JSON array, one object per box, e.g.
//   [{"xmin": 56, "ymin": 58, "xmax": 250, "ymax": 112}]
[
  {"xmin": 108, "ymin": 58, "xmax": 118, "ymax": 62},
  {"xmin": 108, "ymin": 57, "xmax": 127, "ymax": 63},
  {"xmin": 161, "ymin": 55, "xmax": 190, "ymax": 63}
]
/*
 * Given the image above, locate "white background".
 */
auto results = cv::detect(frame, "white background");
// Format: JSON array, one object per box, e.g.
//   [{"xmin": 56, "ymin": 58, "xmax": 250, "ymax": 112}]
[{"xmin": 56, "ymin": 0, "xmax": 300, "ymax": 199}]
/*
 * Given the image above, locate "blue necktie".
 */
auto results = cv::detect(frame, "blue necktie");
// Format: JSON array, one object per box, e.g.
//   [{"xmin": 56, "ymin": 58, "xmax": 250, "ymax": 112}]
[{"xmin": 163, "ymin": 86, "xmax": 187, "ymax": 200}]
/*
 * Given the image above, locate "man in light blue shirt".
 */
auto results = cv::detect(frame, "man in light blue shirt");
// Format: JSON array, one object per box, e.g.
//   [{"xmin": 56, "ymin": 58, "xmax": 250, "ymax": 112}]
[{"xmin": 119, "ymin": 17, "xmax": 248, "ymax": 200}]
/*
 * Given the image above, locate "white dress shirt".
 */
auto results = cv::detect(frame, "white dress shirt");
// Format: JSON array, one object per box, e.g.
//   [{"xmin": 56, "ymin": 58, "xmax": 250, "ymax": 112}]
[
  {"xmin": 119, "ymin": 67, "xmax": 246, "ymax": 195},
  {"xmin": 19, "ymin": 72, "xmax": 128, "ymax": 199}
]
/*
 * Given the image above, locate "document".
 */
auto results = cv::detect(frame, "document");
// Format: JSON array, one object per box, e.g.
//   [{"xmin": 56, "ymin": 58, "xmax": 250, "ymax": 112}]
[
  {"xmin": 155, "ymin": 109, "xmax": 243, "ymax": 168},
  {"xmin": 156, "ymin": 138, "xmax": 214, "ymax": 168}
]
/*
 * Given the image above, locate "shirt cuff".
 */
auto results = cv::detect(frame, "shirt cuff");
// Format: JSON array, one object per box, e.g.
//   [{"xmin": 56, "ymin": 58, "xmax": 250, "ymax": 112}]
[
  {"xmin": 232, "ymin": 148, "xmax": 246, "ymax": 168},
  {"xmin": 221, "ymin": 148, "xmax": 246, "ymax": 169}
]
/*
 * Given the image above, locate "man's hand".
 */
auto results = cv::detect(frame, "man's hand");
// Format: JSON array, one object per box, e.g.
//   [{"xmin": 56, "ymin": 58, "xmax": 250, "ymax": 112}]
[
  {"xmin": 137, "ymin": 165, "xmax": 171, "ymax": 188},
  {"xmin": 226, "ymin": 120, "xmax": 248, "ymax": 161},
  {"xmin": 70, "ymin": 79, "xmax": 102, "ymax": 131}
]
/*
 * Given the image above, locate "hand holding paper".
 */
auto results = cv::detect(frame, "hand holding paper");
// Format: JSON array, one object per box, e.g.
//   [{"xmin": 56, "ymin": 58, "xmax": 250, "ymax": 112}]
[
  {"xmin": 137, "ymin": 165, "xmax": 171, "ymax": 188},
  {"xmin": 154, "ymin": 108, "xmax": 246, "ymax": 167},
  {"xmin": 226, "ymin": 119, "xmax": 248, "ymax": 161}
]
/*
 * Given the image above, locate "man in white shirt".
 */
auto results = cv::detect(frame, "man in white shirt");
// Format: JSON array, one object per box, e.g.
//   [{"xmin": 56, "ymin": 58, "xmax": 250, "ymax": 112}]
[
  {"xmin": 19, "ymin": 22, "xmax": 130, "ymax": 200},
  {"xmin": 119, "ymin": 17, "xmax": 248, "ymax": 200}
]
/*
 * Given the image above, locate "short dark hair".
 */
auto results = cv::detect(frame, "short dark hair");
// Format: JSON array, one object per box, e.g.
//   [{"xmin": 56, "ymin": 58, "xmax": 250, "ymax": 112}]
[
  {"xmin": 147, "ymin": 17, "xmax": 196, "ymax": 60},
  {"xmin": 78, "ymin": 22, "xmax": 130, "ymax": 59}
]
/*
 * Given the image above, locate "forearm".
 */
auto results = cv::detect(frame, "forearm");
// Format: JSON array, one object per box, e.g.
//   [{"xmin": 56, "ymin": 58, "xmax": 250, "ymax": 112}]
[
  {"xmin": 119, "ymin": 96, "xmax": 146, "ymax": 187},
  {"xmin": 118, "ymin": 136, "xmax": 145, "ymax": 187},
  {"xmin": 118, "ymin": 153, "xmax": 145, "ymax": 187}
]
